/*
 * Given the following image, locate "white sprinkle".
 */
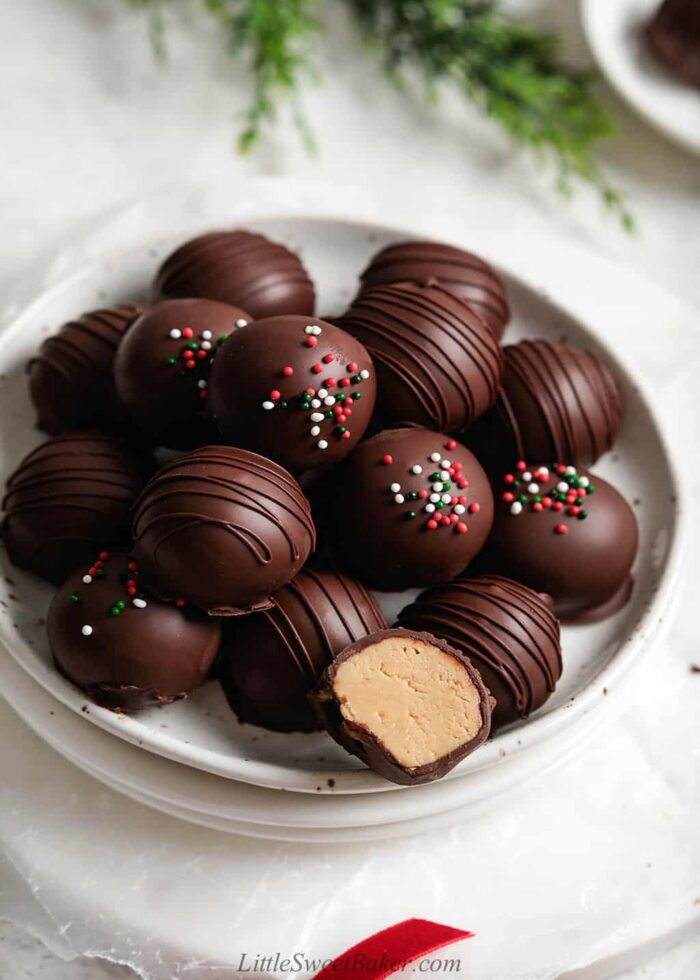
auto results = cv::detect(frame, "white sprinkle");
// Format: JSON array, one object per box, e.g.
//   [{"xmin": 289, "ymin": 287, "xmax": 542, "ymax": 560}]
[
  {"xmin": 360, "ymin": 369, "xmax": 370, "ymax": 379},
  {"xmin": 324, "ymin": 396, "xmax": 336, "ymax": 407},
  {"xmin": 441, "ymin": 460, "xmax": 451, "ymax": 469},
  {"xmin": 317, "ymin": 389, "xmax": 328, "ymax": 399},
  {"xmin": 430, "ymin": 493, "xmax": 441, "ymax": 503},
  {"xmin": 310, "ymin": 425, "xmax": 321, "ymax": 437},
  {"xmin": 528, "ymin": 483, "xmax": 540, "ymax": 494},
  {"xmin": 454, "ymin": 504, "xmax": 466, "ymax": 515},
  {"xmin": 317, "ymin": 439, "xmax": 328, "ymax": 450},
  {"xmin": 201, "ymin": 330, "xmax": 213, "ymax": 340},
  {"xmin": 537, "ymin": 468, "xmax": 550, "ymax": 481},
  {"xmin": 305, "ymin": 325, "xmax": 315, "ymax": 334},
  {"xmin": 262, "ymin": 401, "xmax": 275, "ymax": 411},
  {"xmin": 430, "ymin": 452, "xmax": 441, "ymax": 462},
  {"xmin": 557, "ymin": 481, "xmax": 569, "ymax": 493},
  {"xmin": 311, "ymin": 399, "xmax": 322, "ymax": 408},
  {"xmin": 201, "ymin": 341, "xmax": 212, "ymax": 351},
  {"xmin": 510, "ymin": 502, "xmax": 523, "ymax": 515},
  {"xmin": 441, "ymin": 493, "xmax": 452, "ymax": 504},
  {"xmin": 579, "ymin": 476, "xmax": 590, "ymax": 487},
  {"xmin": 235, "ymin": 318, "xmax": 248, "ymax": 328},
  {"xmin": 440, "ymin": 470, "xmax": 450, "ymax": 481},
  {"xmin": 81, "ymin": 625, "xmax": 93, "ymax": 637},
  {"xmin": 197, "ymin": 379, "xmax": 208, "ymax": 389},
  {"xmin": 310, "ymin": 412, "xmax": 324, "ymax": 422},
  {"xmin": 169, "ymin": 329, "xmax": 181, "ymax": 339},
  {"xmin": 411, "ymin": 465, "xmax": 423, "ymax": 475},
  {"xmin": 425, "ymin": 503, "xmax": 436, "ymax": 514},
  {"xmin": 522, "ymin": 471, "xmax": 532, "ymax": 482},
  {"xmin": 312, "ymin": 325, "xmax": 323, "ymax": 336},
  {"xmin": 82, "ymin": 575, "xmax": 92, "ymax": 584},
  {"xmin": 432, "ymin": 482, "xmax": 443, "ymax": 492},
  {"xmin": 133, "ymin": 598, "xmax": 147, "ymax": 609},
  {"xmin": 565, "ymin": 465, "xmax": 576, "ymax": 475},
  {"xmin": 394, "ymin": 494, "xmax": 405, "ymax": 504},
  {"xmin": 390, "ymin": 482, "xmax": 401, "ymax": 493}
]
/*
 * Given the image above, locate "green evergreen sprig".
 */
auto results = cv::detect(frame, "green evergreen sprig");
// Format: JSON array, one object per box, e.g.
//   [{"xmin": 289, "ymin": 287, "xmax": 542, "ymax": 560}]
[{"xmin": 124, "ymin": 0, "xmax": 632, "ymax": 226}]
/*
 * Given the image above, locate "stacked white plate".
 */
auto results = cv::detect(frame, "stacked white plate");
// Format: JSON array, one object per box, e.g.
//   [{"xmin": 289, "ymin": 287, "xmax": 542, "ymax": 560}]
[{"xmin": 0, "ymin": 213, "xmax": 683, "ymax": 841}]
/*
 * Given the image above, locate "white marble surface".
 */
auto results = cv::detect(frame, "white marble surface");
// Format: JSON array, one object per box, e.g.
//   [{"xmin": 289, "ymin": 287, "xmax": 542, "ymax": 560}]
[{"xmin": 0, "ymin": 0, "xmax": 698, "ymax": 978}]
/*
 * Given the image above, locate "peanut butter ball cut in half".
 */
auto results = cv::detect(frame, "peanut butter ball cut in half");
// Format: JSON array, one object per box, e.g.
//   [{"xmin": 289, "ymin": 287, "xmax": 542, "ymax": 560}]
[{"xmin": 315, "ymin": 628, "xmax": 492, "ymax": 785}]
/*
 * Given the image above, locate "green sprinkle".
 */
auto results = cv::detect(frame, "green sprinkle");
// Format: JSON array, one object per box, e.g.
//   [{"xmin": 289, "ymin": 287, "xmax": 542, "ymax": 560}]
[
  {"xmin": 70, "ymin": 593, "xmax": 81, "ymax": 604},
  {"xmin": 336, "ymin": 393, "xmax": 346, "ymax": 402},
  {"xmin": 166, "ymin": 357, "xmax": 176, "ymax": 366},
  {"xmin": 95, "ymin": 568, "xmax": 105, "ymax": 578},
  {"xmin": 280, "ymin": 400, "xmax": 288, "ymax": 409},
  {"xmin": 352, "ymin": 392, "xmax": 361, "ymax": 400},
  {"xmin": 110, "ymin": 606, "xmax": 121, "ymax": 617},
  {"xmin": 587, "ymin": 485, "xmax": 596, "ymax": 494},
  {"xmin": 336, "ymin": 426, "xmax": 346, "ymax": 434},
  {"xmin": 577, "ymin": 510, "xmax": 588, "ymax": 520},
  {"xmin": 519, "ymin": 494, "xmax": 528, "ymax": 503},
  {"xmin": 117, "ymin": 600, "xmax": 126, "ymax": 610},
  {"xmin": 435, "ymin": 501, "xmax": 445, "ymax": 511},
  {"xmin": 324, "ymin": 410, "xmax": 333, "ymax": 419},
  {"xmin": 187, "ymin": 342, "xmax": 198, "ymax": 350},
  {"xmin": 352, "ymin": 374, "xmax": 362, "ymax": 384},
  {"xmin": 442, "ymin": 482, "xmax": 451, "ymax": 491},
  {"xmin": 407, "ymin": 491, "xmax": 418, "ymax": 501},
  {"xmin": 533, "ymin": 495, "xmax": 542, "ymax": 502},
  {"xmin": 406, "ymin": 511, "xmax": 417, "ymax": 520},
  {"xmin": 430, "ymin": 471, "xmax": 441, "ymax": 481}
]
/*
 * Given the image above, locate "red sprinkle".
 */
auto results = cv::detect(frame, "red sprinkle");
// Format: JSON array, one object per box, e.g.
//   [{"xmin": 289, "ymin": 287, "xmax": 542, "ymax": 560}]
[
  {"xmin": 185, "ymin": 361, "xmax": 196, "ymax": 369},
  {"xmin": 270, "ymin": 390, "xmax": 281, "ymax": 401},
  {"xmin": 182, "ymin": 327, "xmax": 194, "ymax": 339},
  {"xmin": 556, "ymin": 465, "xmax": 566, "ymax": 474},
  {"xmin": 552, "ymin": 501, "xmax": 564, "ymax": 511},
  {"xmin": 305, "ymin": 388, "xmax": 315, "ymax": 397},
  {"xmin": 568, "ymin": 506, "xmax": 580, "ymax": 516},
  {"xmin": 468, "ymin": 503, "xmax": 480, "ymax": 514},
  {"xmin": 427, "ymin": 519, "xmax": 438, "ymax": 530},
  {"xmin": 542, "ymin": 497, "xmax": 552, "ymax": 509},
  {"xmin": 347, "ymin": 362, "xmax": 358, "ymax": 373},
  {"xmin": 305, "ymin": 337, "xmax": 317, "ymax": 348},
  {"xmin": 100, "ymin": 551, "xmax": 110, "ymax": 561},
  {"xmin": 458, "ymin": 496, "xmax": 467, "ymax": 505},
  {"xmin": 196, "ymin": 350, "xmax": 207, "ymax": 359},
  {"xmin": 516, "ymin": 461, "xmax": 527, "ymax": 471},
  {"xmin": 183, "ymin": 350, "xmax": 194, "ymax": 360},
  {"xmin": 312, "ymin": 364, "xmax": 323, "ymax": 374},
  {"xmin": 339, "ymin": 377, "xmax": 351, "ymax": 387},
  {"xmin": 281, "ymin": 366, "xmax": 293, "ymax": 377},
  {"xmin": 88, "ymin": 567, "xmax": 97, "ymax": 576},
  {"xmin": 502, "ymin": 492, "xmax": 514, "ymax": 503},
  {"xmin": 127, "ymin": 561, "xmax": 137, "ymax": 571},
  {"xmin": 449, "ymin": 514, "xmax": 458, "ymax": 524},
  {"xmin": 533, "ymin": 502, "xmax": 543, "ymax": 512},
  {"xmin": 554, "ymin": 524, "xmax": 568, "ymax": 535},
  {"xmin": 175, "ymin": 598, "xmax": 186, "ymax": 608},
  {"xmin": 456, "ymin": 522, "xmax": 468, "ymax": 534},
  {"xmin": 324, "ymin": 378, "xmax": 337, "ymax": 388},
  {"xmin": 382, "ymin": 455, "xmax": 393, "ymax": 465},
  {"xmin": 322, "ymin": 353, "xmax": 334, "ymax": 364},
  {"xmin": 441, "ymin": 516, "xmax": 451, "ymax": 527},
  {"xmin": 418, "ymin": 489, "xmax": 428, "ymax": 499},
  {"xmin": 446, "ymin": 439, "xmax": 457, "ymax": 450},
  {"xmin": 504, "ymin": 474, "xmax": 514, "ymax": 485},
  {"xmin": 341, "ymin": 431, "xmax": 351, "ymax": 440}
]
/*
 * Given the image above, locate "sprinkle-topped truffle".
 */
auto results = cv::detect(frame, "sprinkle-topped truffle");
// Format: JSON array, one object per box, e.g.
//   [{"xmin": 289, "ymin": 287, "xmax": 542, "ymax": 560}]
[
  {"xmin": 131, "ymin": 445, "xmax": 316, "ymax": 615},
  {"xmin": 338, "ymin": 281, "xmax": 502, "ymax": 433},
  {"xmin": 476, "ymin": 463, "xmax": 638, "ymax": 622},
  {"xmin": 2, "ymin": 433, "xmax": 148, "ymax": 585},
  {"xmin": 208, "ymin": 316, "xmax": 376, "ymax": 472},
  {"xmin": 28, "ymin": 305, "xmax": 145, "ymax": 435},
  {"xmin": 154, "ymin": 229, "xmax": 315, "ymax": 320},
  {"xmin": 114, "ymin": 299, "xmax": 251, "ymax": 449},
  {"xmin": 329, "ymin": 428, "xmax": 494, "ymax": 591},
  {"xmin": 358, "ymin": 239, "xmax": 511, "ymax": 339},
  {"xmin": 48, "ymin": 553, "xmax": 221, "ymax": 711}
]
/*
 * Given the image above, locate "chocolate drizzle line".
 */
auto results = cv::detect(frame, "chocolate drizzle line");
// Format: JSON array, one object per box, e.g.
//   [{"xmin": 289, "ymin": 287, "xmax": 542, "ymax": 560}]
[
  {"xmin": 29, "ymin": 307, "xmax": 143, "ymax": 384},
  {"xmin": 132, "ymin": 447, "xmax": 316, "ymax": 567}
]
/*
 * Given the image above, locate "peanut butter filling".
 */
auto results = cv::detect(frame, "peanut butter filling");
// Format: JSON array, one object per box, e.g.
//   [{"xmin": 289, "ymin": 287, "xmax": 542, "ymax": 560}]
[{"xmin": 332, "ymin": 636, "xmax": 482, "ymax": 768}]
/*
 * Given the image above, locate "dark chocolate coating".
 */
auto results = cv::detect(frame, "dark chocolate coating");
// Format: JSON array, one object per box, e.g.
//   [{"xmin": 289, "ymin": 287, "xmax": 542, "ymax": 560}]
[
  {"xmin": 645, "ymin": 0, "xmax": 700, "ymax": 86},
  {"xmin": 477, "ymin": 464, "xmax": 638, "ymax": 622},
  {"xmin": 329, "ymin": 428, "xmax": 494, "ymax": 591},
  {"xmin": 466, "ymin": 339, "xmax": 621, "ymax": 475},
  {"xmin": 359, "ymin": 240, "xmax": 510, "ymax": 339},
  {"xmin": 315, "ymin": 628, "xmax": 492, "ymax": 785},
  {"xmin": 2, "ymin": 433, "xmax": 146, "ymax": 585},
  {"xmin": 154, "ymin": 230, "xmax": 315, "ymax": 320},
  {"xmin": 114, "ymin": 299, "xmax": 251, "ymax": 449},
  {"xmin": 28, "ymin": 306, "xmax": 144, "ymax": 435},
  {"xmin": 208, "ymin": 316, "xmax": 376, "ymax": 473},
  {"xmin": 132, "ymin": 446, "xmax": 315, "ymax": 615},
  {"xmin": 219, "ymin": 569, "xmax": 387, "ymax": 732},
  {"xmin": 398, "ymin": 575, "xmax": 561, "ymax": 731},
  {"xmin": 338, "ymin": 282, "xmax": 502, "ymax": 433},
  {"xmin": 48, "ymin": 553, "xmax": 221, "ymax": 711}
]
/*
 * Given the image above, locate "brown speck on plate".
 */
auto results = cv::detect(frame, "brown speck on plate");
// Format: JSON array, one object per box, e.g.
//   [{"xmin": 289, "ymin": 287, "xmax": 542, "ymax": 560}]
[
  {"xmin": 4, "ymin": 577, "xmax": 15, "ymax": 586},
  {"xmin": 603, "ymin": 687, "xmax": 608, "ymax": 695},
  {"xmin": 327, "ymin": 778, "xmax": 336, "ymax": 788},
  {"xmin": 690, "ymin": 664, "xmax": 700, "ymax": 674}
]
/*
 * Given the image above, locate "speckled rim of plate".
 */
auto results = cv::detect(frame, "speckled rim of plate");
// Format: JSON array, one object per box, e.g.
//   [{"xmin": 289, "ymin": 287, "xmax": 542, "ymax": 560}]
[{"xmin": 0, "ymin": 210, "xmax": 686, "ymax": 795}]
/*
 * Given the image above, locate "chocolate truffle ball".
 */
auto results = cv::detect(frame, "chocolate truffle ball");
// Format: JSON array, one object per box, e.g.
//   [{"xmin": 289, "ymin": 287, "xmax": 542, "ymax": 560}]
[
  {"xmin": 338, "ymin": 282, "xmax": 502, "ymax": 433},
  {"xmin": 2, "ymin": 433, "xmax": 146, "ymax": 585},
  {"xmin": 208, "ymin": 316, "xmax": 376, "ymax": 473},
  {"xmin": 329, "ymin": 428, "xmax": 494, "ymax": 591},
  {"xmin": 114, "ymin": 299, "xmax": 251, "ymax": 449},
  {"xmin": 398, "ymin": 575, "xmax": 562, "ymax": 731},
  {"xmin": 359, "ymin": 240, "xmax": 510, "ymax": 339},
  {"xmin": 28, "ymin": 305, "xmax": 144, "ymax": 435},
  {"xmin": 478, "ymin": 462, "xmax": 639, "ymax": 622},
  {"xmin": 466, "ymin": 339, "xmax": 621, "ymax": 474},
  {"xmin": 219, "ymin": 569, "xmax": 387, "ymax": 733},
  {"xmin": 48, "ymin": 553, "xmax": 221, "ymax": 711},
  {"xmin": 315, "ymin": 628, "xmax": 492, "ymax": 785},
  {"xmin": 132, "ymin": 446, "xmax": 315, "ymax": 615},
  {"xmin": 645, "ymin": 0, "xmax": 700, "ymax": 87},
  {"xmin": 154, "ymin": 230, "xmax": 315, "ymax": 320}
]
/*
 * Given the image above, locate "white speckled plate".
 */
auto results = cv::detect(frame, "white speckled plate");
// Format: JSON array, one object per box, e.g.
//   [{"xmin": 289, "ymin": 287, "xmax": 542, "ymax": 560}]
[
  {"xmin": 582, "ymin": 0, "xmax": 700, "ymax": 156},
  {"xmin": 0, "ymin": 212, "xmax": 683, "ymax": 794}
]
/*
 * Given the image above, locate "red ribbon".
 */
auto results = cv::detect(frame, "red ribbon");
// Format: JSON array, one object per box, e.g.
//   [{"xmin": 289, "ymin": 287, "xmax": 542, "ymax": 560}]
[{"xmin": 313, "ymin": 918, "xmax": 473, "ymax": 980}]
